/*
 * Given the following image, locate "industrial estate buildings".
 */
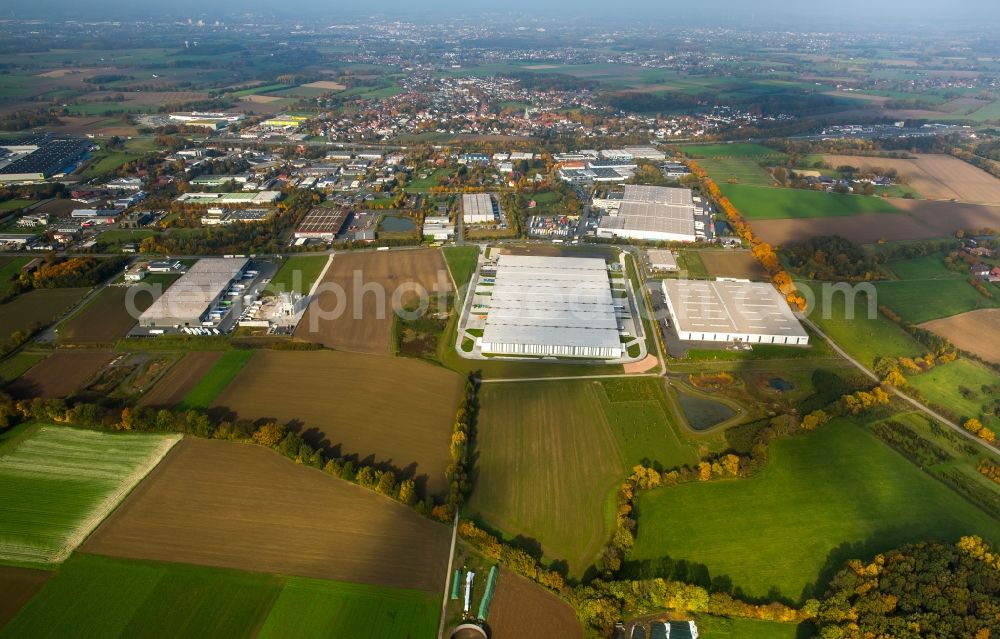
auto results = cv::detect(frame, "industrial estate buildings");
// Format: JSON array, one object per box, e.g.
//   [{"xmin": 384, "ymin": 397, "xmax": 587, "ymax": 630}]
[
  {"xmin": 661, "ymin": 279, "xmax": 809, "ymax": 345},
  {"xmin": 138, "ymin": 258, "xmax": 250, "ymax": 328},
  {"xmin": 175, "ymin": 192, "xmax": 282, "ymax": 206},
  {"xmin": 479, "ymin": 255, "xmax": 623, "ymax": 359},
  {"xmin": 595, "ymin": 185, "xmax": 703, "ymax": 243}
]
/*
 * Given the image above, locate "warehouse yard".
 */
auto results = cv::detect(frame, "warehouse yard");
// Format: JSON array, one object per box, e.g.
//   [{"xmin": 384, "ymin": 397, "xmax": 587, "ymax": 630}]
[
  {"xmin": 82, "ymin": 438, "xmax": 452, "ymax": 593},
  {"xmin": 210, "ymin": 350, "xmax": 463, "ymax": 496},
  {"xmin": 295, "ymin": 249, "xmax": 451, "ymax": 354}
]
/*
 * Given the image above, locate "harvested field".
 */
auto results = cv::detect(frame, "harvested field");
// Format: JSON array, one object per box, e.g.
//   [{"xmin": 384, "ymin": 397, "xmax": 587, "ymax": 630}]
[
  {"xmin": 59, "ymin": 286, "xmax": 154, "ymax": 344},
  {"xmin": 0, "ymin": 287, "xmax": 89, "ymax": 345},
  {"xmin": 44, "ymin": 116, "xmax": 138, "ymax": 137},
  {"xmin": 753, "ymin": 199, "xmax": 1000, "ymax": 245},
  {"xmin": 136, "ymin": 351, "xmax": 222, "ymax": 408},
  {"xmin": 83, "ymin": 438, "xmax": 452, "ymax": 592},
  {"xmin": 302, "ymin": 80, "xmax": 346, "ymax": 91},
  {"xmin": 0, "ymin": 566, "xmax": 51, "ymax": 628},
  {"xmin": 697, "ymin": 250, "xmax": 766, "ymax": 280},
  {"xmin": 8, "ymin": 350, "xmax": 116, "ymax": 399},
  {"xmin": 211, "ymin": 350, "xmax": 462, "ymax": 496},
  {"xmin": 487, "ymin": 570, "xmax": 582, "ymax": 639},
  {"xmin": 823, "ymin": 154, "xmax": 1000, "ymax": 204},
  {"xmin": 920, "ymin": 309, "xmax": 1000, "ymax": 364},
  {"xmin": 295, "ymin": 249, "xmax": 451, "ymax": 354}
]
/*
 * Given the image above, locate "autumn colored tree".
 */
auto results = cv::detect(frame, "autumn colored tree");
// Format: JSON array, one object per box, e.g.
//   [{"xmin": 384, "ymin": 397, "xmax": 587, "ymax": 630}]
[{"xmin": 251, "ymin": 422, "xmax": 286, "ymax": 448}]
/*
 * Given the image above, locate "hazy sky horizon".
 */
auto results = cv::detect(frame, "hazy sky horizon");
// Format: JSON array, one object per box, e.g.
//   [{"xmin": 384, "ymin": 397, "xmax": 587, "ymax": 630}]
[{"xmin": 4, "ymin": 0, "xmax": 1000, "ymax": 28}]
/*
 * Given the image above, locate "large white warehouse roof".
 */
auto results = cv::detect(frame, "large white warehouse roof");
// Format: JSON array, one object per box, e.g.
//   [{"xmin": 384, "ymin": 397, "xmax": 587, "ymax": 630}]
[
  {"xmin": 480, "ymin": 255, "xmax": 623, "ymax": 358},
  {"xmin": 661, "ymin": 279, "xmax": 809, "ymax": 345}
]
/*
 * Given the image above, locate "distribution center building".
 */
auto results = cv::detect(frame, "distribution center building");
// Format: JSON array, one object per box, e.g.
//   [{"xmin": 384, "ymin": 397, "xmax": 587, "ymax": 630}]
[
  {"xmin": 661, "ymin": 279, "xmax": 809, "ymax": 345},
  {"xmin": 139, "ymin": 257, "xmax": 249, "ymax": 328},
  {"xmin": 479, "ymin": 255, "xmax": 623, "ymax": 359},
  {"xmin": 462, "ymin": 193, "xmax": 497, "ymax": 224},
  {"xmin": 596, "ymin": 185, "xmax": 699, "ymax": 243}
]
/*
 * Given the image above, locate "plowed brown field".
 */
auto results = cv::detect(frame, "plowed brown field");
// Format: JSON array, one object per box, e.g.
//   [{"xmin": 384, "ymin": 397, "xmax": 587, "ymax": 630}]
[
  {"xmin": 7, "ymin": 351, "xmax": 115, "ymax": 399},
  {"xmin": 137, "ymin": 351, "xmax": 223, "ymax": 408},
  {"xmin": 487, "ymin": 569, "xmax": 582, "ymax": 639},
  {"xmin": 0, "ymin": 566, "xmax": 51, "ymax": 627},
  {"xmin": 82, "ymin": 439, "xmax": 451, "ymax": 592},
  {"xmin": 698, "ymin": 250, "xmax": 766, "ymax": 280},
  {"xmin": 210, "ymin": 349, "xmax": 462, "ymax": 496},
  {"xmin": 59, "ymin": 286, "xmax": 156, "ymax": 344},
  {"xmin": 920, "ymin": 308, "xmax": 1000, "ymax": 364},
  {"xmin": 753, "ymin": 199, "xmax": 1000, "ymax": 245},
  {"xmin": 295, "ymin": 249, "xmax": 451, "ymax": 354}
]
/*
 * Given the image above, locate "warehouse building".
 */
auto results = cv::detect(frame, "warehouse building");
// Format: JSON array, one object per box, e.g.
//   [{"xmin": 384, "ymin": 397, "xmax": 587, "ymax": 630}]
[
  {"xmin": 294, "ymin": 207, "xmax": 349, "ymax": 240},
  {"xmin": 462, "ymin": 194, "xmax": 498, "ymax": 224},
  {"xmin": 595, "ymin": 185, "xmax": 700, "ymax": 243},
  {"xmin": 647, "ymin": 249, "xmax": 679, "ymax": 272},
  {"xmin": 661, "ymin": 279, "xmax": 809, "ymax": 345},
  {"xmin": 138, "ymin": 258, "xmax": 249, "ymax": 328},
  {"xmin": 175, "ymin": 191, "xmax": 281, "ymax": 206},
  {"xmin": 480, "ymin": 255, "xmax": 623, "ymax": 359}
]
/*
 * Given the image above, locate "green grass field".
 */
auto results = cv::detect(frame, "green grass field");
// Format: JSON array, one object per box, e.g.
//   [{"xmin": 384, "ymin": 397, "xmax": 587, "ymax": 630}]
[
  {"xmin": 266, "ymin": 255, "xmax": 328, "ymax": 296},
  {"xmin": 2, "ymin": 554, "xmax": 440, "ymax": 639},
  {"xmin": 178, "ymin": 350, "xmax": 255, "ymax": 409},
  {"xmin": 874, "ymin": 254, "xmax": 1000, "ymax": 324},
  {"xmin": 443, "ymin": 246, "xmax": 478, "ymax": 302},
  {"xmin": 0, "ymin": 554, "xmax": 282, "ymax": 638},
  {"xmin": 0, "ymin": 256, "xmax": 31, "ymax": 297},
  {"xmin": 800, "ymin": 280, "xmax": 922, "ymax": 367},
  {"xmin": 966, "ymin": 99, "xmax": 1000, "ymax": 123},
  {"xmin": 0, "ymin": 199, "xmax": 37, "ymax": 211},
  {"xmin": 696, "ymin": 157, "xmax": 775, "ymax": 187},
  {"xmin": 0, "ymin": 351, "xmax": 46, "ymax": 384},
  {"xmin": 692, "ymin": 615, "xmax": 802, "ymax": 639},
  {"xmin": 468, "ymin": 379, "xmax": 701, "ymax": 575},
  {"xmin": 719, "ymin": 184, "xmax": 900, "ymax": 220},
  {"xmin": 79, "ymin": 151, "xmax": 143, "ymax": 180},
  {"xmin": 258, "ymin": 576, "xmax": 438, "ymax": 639},
  {"xmin": 678, "ymin": 143, "xmax": 787, "ymax": 160},
  {"xmin": 596, "ymin": 378, "xmax": 702, "ymax": 469},
  {"xmin": 405, "ymin": 168, "xmax": 451, "ymax": 191},
  {"xmin": 906, "ymin": 359, "xmax": 1000, "ymax": 432},
  {"xmin": 0, "ymin": 426, "xmax": 180, "ymax": 565},
  {"xmin": 632, "ymin": 421, "xmax": 1000, "ymax": 602}
]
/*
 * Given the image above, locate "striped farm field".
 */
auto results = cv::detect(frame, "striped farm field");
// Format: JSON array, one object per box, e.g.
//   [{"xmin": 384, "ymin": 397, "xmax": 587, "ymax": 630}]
[{"xmin": 0, "ymin": 425, "xmax": 180, "ymax": 565}]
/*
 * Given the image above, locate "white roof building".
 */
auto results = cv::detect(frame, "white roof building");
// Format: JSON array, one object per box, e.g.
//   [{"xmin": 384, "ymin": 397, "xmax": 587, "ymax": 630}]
[
  {"xmin": 480, "ymin": 255, "xmax": 623, "ymax": 359},
  {"xmin": 138, "ymin": 258, "xmax": 249, "ymax": 328},
  {"xmin": 596, "ymin": 185, "xmax": 698, "ymax": 243},
  {"xmin": 661, "ymin": 279, "xmax": 808, "ymax": 345},
  {"xmin": 462, "ymin": 193, "xmax": 497, "ymax": 224}
]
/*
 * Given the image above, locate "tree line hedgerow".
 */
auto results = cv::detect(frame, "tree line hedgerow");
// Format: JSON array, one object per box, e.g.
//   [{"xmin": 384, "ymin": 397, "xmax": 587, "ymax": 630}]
[{"xmin": 3, "ymin": 373, "xmax": 480, "ymax": 520}]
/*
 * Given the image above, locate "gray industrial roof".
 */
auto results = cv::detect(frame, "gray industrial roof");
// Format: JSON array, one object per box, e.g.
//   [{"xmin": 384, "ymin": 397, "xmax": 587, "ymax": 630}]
[
  {"xmin": 462, "ymin": 194, "xmax": 494, "ymax": 220},
  {"xmin": 622, "ymin": 185, "xmax": 693, "ymax": 206},
  {"xmin": 482, "ymin": 255, "xmax": 621, "ymax": 349},
  {"xmin": 598, "ymin": 185, "xmax": 697, "ymax": 238},
  {"xmin": 139, "ymin": 257, "xmax": 248, "ymax": 323},
  {"xmin": 661, "ymin": 279, "xmax": 807, "ymax": 338}
]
